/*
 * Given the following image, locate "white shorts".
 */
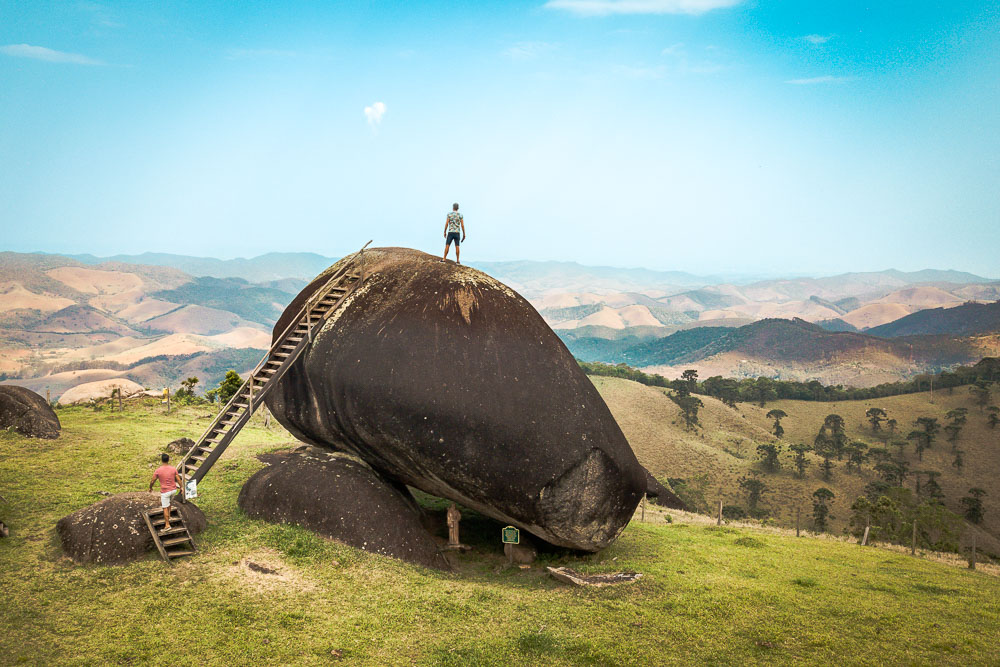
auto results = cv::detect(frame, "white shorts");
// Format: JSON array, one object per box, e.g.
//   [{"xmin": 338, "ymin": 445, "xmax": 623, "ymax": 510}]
[{"xmin": 160, "ymin": 489, "xmax": 178, "ymax": 508}]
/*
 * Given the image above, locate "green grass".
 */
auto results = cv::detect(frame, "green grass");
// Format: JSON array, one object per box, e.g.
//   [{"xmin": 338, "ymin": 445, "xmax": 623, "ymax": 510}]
[{"xmin": 2, "ymin": 402, "xmax": 1000, "ymax": 665}]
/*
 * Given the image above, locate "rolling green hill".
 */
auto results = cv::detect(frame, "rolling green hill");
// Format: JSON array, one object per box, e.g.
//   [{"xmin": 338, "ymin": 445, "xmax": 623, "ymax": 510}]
[
  {"xmin": 1, "ymin": 402, "xmax": 999, "ymax": 664},
  {"xmin": 592, "ymin": 377, "xmax": 1000, "ymax": 557}
]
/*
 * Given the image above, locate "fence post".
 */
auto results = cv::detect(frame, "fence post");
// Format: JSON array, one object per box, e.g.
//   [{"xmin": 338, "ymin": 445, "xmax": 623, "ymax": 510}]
[
  {"xmin": 969, "ymin": 533, "xmax": 977, "ymax": 570},
  {"xmin": 717, "ymin": 499, "xmax": 723, "ymax": 526},
  {"xmin": 911, "ymin": 519, "xmax": 917, "ymax": 555},
  {"xmin": 641, "ymin": 494, "xmax": 646, "ymax": 522},
  {"xmin": 796, "ymin": 507, "xmax": 800, "ymax": 537}
]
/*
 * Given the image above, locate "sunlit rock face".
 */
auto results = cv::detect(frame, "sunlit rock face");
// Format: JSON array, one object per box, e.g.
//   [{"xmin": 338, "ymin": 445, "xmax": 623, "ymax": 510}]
[{"xmin": 265, "ymin": 247, "xmax": 646, "ymax": 551}]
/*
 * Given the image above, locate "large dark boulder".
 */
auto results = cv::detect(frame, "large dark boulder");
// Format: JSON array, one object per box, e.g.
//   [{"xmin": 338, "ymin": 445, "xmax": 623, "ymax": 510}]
[
  {"xmin": 56, "ymin": 492, "xmax": 206, "ymax": 565},
  {"xmin": 265, "ymin": 247, "xmax": 647, "ymax": 551},
  {"xmin": 238, "ymin": 449, "xmax": 449, "ymax": 569},
  {"xmin": 0, "ymin": 385, "xmax": 60, "ymax": 439}
]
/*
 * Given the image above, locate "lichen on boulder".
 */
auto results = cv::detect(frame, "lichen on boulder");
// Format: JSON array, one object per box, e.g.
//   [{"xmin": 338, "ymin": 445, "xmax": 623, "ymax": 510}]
[
  {"xmin": 56, "ymin": 492, "xmax": 206, "ymax": 565},
  {"xmin": 0, "ymin": 385, "xmax": 60, "ymax": 439}
]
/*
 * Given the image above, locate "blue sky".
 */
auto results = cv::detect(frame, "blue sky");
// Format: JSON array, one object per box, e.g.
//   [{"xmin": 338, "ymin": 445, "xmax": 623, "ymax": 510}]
[{"xmin": 1, "ymin": 1, "xmax": 998, "ymax": 276}]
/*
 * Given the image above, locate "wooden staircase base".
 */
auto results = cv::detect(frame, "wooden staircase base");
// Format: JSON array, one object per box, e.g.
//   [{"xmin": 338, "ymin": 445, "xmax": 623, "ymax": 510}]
[{"xmin": 143, "ymin": 507, "xmax": 196, "ymax": 563}]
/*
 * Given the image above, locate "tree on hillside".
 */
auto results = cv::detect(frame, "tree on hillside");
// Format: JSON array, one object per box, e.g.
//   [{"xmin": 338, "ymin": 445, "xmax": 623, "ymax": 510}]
[
  {"xmin": 674, "ymin": 394, "xmax": 704, "ymax": 430},
  {"xmin": 969, "ymin": 380, "xmax": 993, "ymax": 412},
  {"xmin": 922, "ymin": 471, "xmax": 945, "ymax": 503},
  {"xmin": 874, "ymin": 460, "xmax": 909, "ymax": 486},
  {"xmin": 816, "ymin": 442, "xmax": 836, "ymax": 481},
  {"xmin": 907, "ymin": 417, "xmax": 939, "ymax": 461},
  {"xmin": 960, "ymin": 488, "xmax": 987, "ymax": 524},
  {"xmin": 986, "ymin": 406, "xmax": 999, "ymax": 429},
  {"xmin": 756, "ymin": 443, "xmax": 783, "ymax": 473},
  {"xmin": 868, "ymin": 447, "xmax": 890, "ymax": 464},
  {"xmin": 750, "ymin": 377, "xmax": 777, "ymax": 407},
  {"xmin": 738, "ymin": 475, "xmax": 768, "ymax": 517},
  {"xmin": 180, "ymin": 376, "xmax": 199, "ymax": 394},
  {"xmin": 812, "ymin": 488, "xmax": 835, "ymax": 532},
  {"xmin": 702, "ymin": 376, "xmax": 739, "ymax": 408},
  {"xmin": 845, "ymin": 441, "xmax": 869, "ymax": 474},
  {"xmin": 952, "ymin": 449, "xmax": 964, "ymax": 474},
  {"xmin": 851, "ymin": 486, "xmax": 962, "ymax": 551},
  {"xmin": 944, "ymin": 408, "xmax": 968, "ymax": 448},
  {"xmin": 206, "ymin": 370, "xmax": 244, "ymax": 404},
  {"xmin": 680, "ymin": 369, "xmax": 699, "ymax": 396},
  {"xmin": 890, "ymin": 439, "xmax": 908, "ymax": 461},
  {"xmin": 886, "ymin": 418, "xmax": 898, "ymax": 435},
  {"xmin": 866, "ymin": 407, "xmax": 887, "ymax": 432},
  {"xmin": 822, "ymin": 414, "xmax": 848, "ymax": 460},
  {"xmin": 789, "ymin": 443, "xmax": 812, "ymax": 479},
  {"xmin": 766, "ymin": 409, "xmax": 787, "ymax": 439}
]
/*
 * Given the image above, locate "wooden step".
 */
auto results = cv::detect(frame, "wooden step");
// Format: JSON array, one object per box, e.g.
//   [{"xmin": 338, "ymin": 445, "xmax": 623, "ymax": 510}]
[
  {"xmin": 161, "ymin": 536, "xmax": 192, "ymax": 547},
  {"xmin": 157, "ymin": 526, "xmax": 187, "ymax": 536},
  {"xmin": 166, "ymin": 550, "xmax": 195, "ymax": 559}
]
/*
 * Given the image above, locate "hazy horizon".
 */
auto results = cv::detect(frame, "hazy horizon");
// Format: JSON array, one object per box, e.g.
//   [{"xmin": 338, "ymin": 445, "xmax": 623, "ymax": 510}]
[{"xmin": 9, "ymin": 246, "xmax": 998, "ymax": 283}]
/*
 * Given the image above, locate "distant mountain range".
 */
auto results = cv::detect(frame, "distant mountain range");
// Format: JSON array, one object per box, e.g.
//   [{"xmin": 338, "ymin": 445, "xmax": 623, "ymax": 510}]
[
  {"xmin": 559, "ymin": 317, "xmax": 995, "ymax": 387},
  {"xmin": 867, "ymin": 300, "xmax": 1000, "ymax": 338},
  {"xmin": 3, "ymin": 249, "xmax": 999, "ymax": 396},
  {"xmin": 68, "ymin": 251, "xmax": 335, "ymax": 282}
]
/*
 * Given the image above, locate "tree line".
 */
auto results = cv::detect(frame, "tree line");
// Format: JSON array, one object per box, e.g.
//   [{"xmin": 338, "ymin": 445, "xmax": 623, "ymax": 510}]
[{"xmin": 579, "ymin": 357, "xmax": 1000, "ymax": 405}]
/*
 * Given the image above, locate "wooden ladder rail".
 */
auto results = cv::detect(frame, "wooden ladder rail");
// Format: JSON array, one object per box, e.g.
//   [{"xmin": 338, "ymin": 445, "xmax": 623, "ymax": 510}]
[{"xmin": 177, "ymin": 241, "xmax": 373, "ymax": 495}]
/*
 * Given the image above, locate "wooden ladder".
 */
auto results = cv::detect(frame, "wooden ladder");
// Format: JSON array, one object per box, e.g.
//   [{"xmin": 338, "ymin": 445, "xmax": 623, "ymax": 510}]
[
  {"xmin": 176, "ymin": 240, "xmax": 372, "ymax": 494},
  {"xmin": 142, "ymin": 507, "xmax": 196, "ymax": 563}
]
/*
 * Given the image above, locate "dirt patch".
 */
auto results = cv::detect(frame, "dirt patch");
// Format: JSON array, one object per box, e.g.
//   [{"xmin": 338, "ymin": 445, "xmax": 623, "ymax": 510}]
[{"xmin": 221, "ymin": 550, "xmax": 316, "ymax": 594}]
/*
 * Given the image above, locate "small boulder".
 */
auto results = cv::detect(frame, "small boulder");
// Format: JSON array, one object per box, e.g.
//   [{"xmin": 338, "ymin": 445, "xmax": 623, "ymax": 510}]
[
  {"xmin": 0, "ymin": 385, "xmax": 60, "ymax": 439},
  {"xmin": 166, "ymin": 437, "xmax": 195, "ymax": 455},
  {"xmin": 238, "ymin": 449, "xmax": 449, "ymax": 570},
  {"xmin": 56, "ymin": 492, "xmax": 206, "ymax": 565}
]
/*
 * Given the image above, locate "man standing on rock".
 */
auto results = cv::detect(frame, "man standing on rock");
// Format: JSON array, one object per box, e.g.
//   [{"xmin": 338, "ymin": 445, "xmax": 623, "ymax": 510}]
[
  {"xmin": 442, "ymin": 202, "xmax": 466, "ymax": 264},
  {"xmin": 149, "ymin": 453, "xmax": 182, "ymax": 531}
]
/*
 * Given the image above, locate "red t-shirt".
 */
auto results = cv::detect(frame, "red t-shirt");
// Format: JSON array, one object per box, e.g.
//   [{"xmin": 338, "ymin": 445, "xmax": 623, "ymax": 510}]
[{"xmin": 153, "ymin": 465, "xmax": 177, "ymax": 492}]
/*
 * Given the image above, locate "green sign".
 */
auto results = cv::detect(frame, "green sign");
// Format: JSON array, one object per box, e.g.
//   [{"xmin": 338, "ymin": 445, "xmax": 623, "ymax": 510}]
[{"xmin": 502, "ymin": 526, "xmax": 520, "ymax": 544}]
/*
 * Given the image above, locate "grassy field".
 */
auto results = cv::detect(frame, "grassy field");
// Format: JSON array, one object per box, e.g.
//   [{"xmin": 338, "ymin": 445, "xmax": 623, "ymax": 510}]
[
  {"xmin": 594, "ymin": 377, "xmax": 1000, "ymax": 556},
  {"xmin": 2, "ymin": 400, "xmax": 1000, "ymax": 665}
]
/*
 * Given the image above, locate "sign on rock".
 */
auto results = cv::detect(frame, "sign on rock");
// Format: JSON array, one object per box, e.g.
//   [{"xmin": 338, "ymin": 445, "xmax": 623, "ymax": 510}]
[{"xmin": 502, "ymin": 526, "xmax": 520, "ymax": 544}]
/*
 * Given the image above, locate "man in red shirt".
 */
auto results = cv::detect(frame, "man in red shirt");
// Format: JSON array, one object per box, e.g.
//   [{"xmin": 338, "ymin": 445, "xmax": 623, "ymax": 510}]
[{"xmin": 149, "ymin": 453, "xmax": 182, "ymax": 531}]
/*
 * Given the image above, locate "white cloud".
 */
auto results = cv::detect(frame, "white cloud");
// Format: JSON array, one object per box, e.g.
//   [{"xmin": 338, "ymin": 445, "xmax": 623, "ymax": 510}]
[
  {"xmin": 802, "ymin": 34, "xmax": 833, "ymax": 45},
  {"xmin": 503, "ymin": 41, "xmax": 556, "ymax": 60},
  {"xmin": 785, "ymin": 75, "xmax": 851, "ymax": 85},
  {"xmin": 0, "ymin": 43, "xmax": 105, "ymax": 65},
  {"xmin": 364, "ymin": 101, "xmax": 387, "ymax": 127},
  {"xmin": 661, "ymin": 42, "xmax": 685, "ymax": 56},
  {"xmin": 545, "ymin": 0, "xmax": 743, "ymax": 16}
]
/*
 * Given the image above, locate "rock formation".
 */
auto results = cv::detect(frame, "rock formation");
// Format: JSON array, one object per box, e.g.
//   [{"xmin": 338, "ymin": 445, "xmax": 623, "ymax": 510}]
[
  {"xmin": 264, "ymin": 247, "xmax": 647, "ymax": 552},
  {"xmin": 58, "ymin": 378, "xmax": 145, "ymax": 405},
  {"xmin": 238, "ymin": 448, "xmax": 449, "ymax": 570},
  {"xmin": 0, "ymin": 385, "xmax": 60, "ymax": 439},
  {"xmin": 56, "ymin": 492, "xmax": 206, "ymax": 565}
]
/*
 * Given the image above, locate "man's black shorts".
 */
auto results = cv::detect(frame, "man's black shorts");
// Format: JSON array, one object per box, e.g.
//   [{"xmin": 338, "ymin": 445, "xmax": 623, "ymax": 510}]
[{"xmin": 446, "ymin": 232, "xmax": 461, "ymax": 247}]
